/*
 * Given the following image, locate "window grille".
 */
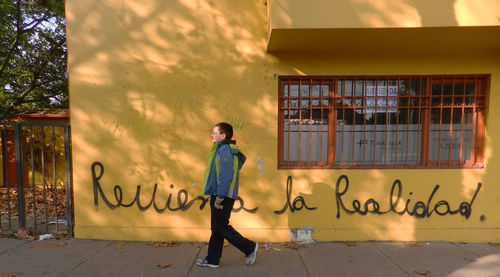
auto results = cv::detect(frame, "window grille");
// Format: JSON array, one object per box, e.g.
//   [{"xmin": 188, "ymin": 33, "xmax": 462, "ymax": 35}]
[{"xmin": 278, "ymin": 75, "xmax": 487, "ymax": 169}]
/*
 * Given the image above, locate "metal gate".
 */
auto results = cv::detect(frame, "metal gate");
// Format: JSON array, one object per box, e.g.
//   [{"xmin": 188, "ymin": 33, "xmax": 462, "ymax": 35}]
[{"xmin": 0, "ymin": 122, "xmax": 73, "ymax": 236}]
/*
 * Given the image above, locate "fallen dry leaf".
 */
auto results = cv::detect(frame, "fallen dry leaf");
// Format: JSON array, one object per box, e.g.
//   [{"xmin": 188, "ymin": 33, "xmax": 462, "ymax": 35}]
[
  {"xmin": 408, "ymin": 243, "xmax": 422, "ymax": 247},
  {"xmin": 1, "ymin": 188, "xmax": 68, "ymax": 219},
  {"xmin": 488, "ymin": 242, "xmax": 499, "ymax": 247},
  {"xmin": 147, "ymin": 242, "xmax": 160, "ymax": 248},
  {"xmin": 113, "ymin": 241, "xmax": 127, "ymax": 249},
  {"xmin": 55, "ymin": 241, "xmax": 68, "ymax": 247},
  {"xmin": 147, "ymin": 241, "xmax": 181, "ymax": 248},
  {"xmin": 464, "ymin": 257, "xmax": 476, "ymax": 262},
  {"xmin": 15, "ymin": 228, "xmax": 35, "ymax": 241},
  {"xmin": 415, "ymin": 270, "xmax": 430, "ymax": 275},
  {"xmin": 4, "ymin": 272, "xmax": 23, "ymax": 277},
  {"xmin": 281, "ymin": 243, "xmax": 304, "ymax": 250},
  {"xmin": 157, "ymin": 263, "xmax": 171, "ymax": 268},
  {"xmin": 345, "ymin": 242, "xmax": 356, "ymax": 247}
]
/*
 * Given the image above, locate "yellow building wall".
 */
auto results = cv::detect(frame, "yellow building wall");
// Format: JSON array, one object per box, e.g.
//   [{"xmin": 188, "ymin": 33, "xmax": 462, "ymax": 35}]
[
  {"xmin": 66, "ymin": 0, "xmax": 500, "ymax": 242},
  {"xmin": 269, "ymin": 0, "xmax": 500, "ymax": 29}
]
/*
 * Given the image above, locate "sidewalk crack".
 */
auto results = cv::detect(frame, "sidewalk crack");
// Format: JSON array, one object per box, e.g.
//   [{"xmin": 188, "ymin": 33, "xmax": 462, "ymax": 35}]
[
  {"xmin": 57, "ymin": 241, "xmax": 113, "ymax": 277},
  {"xmin": 297, "ymin": 248, "xmax": 312, "ymax": 277},
  {"xmin": 371, "ymin": 243, "xmax": 412, "ymax": 276},
  {"xmin": 185, "ymin": 243, "xmax": 203, "ymax": 277},
  {"xmin": 451, "ymin": 242, "xmax": 483, "ymax": 257}
]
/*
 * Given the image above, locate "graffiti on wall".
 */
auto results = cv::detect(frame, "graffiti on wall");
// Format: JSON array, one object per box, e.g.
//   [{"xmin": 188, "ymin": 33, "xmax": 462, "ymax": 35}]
[
  {"xmin": 334, "ymin": 175, "xmax": 482, "ymax": 219},
  {"xmin": 274, "ymin": 175, "xmax": 482, "ymax": 220},
  {"xmin": 91, "ymin": 162, "xmax": 482, "ymax": 220},
  {"xmin": 274, "ymin": 176, "xmax": 317, "ymax": 214},
  {"xmin": 91, "ymin": 162, "xmax": 258, "ymax": 213}
]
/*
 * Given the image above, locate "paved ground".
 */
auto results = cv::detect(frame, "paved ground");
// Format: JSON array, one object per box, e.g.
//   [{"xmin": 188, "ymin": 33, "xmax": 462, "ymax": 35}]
[{"xmin": 1, "ymin": 238, "xmax": 500, "ymax": 277}]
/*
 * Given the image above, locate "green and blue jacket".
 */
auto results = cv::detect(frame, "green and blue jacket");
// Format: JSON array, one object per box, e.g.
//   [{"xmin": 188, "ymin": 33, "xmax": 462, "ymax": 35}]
[{"xmin": 201, "ymin": 140, "xmax": 246, "ymax": 200}]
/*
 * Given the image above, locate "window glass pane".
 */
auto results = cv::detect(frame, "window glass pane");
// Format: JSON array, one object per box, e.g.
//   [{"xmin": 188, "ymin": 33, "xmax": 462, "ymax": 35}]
[
  {"xmin": 442, "ymin": 108, "xmax": 451, "ymax": 124},
  {"xmin": 339, "ymin": 80, "xmax": 354, "ymax": 97},
  {"xmin": 354, "ymin": 109, "xmax": 364, "ymax": 125},
  {"xmin": 288, "ymin": 126, "xmax": 299, "ymax": 161},
  {"xmin": 337, "ymin": 77, "xmax": 424, "ymax": 166},
  {"xmin": 310, "ymin": 110, "xmax": 328, "ymax": 162},
  {"xmin": 290, "ymin": 109, "xmax": 299, "ymax": 123},
  {"xmin": 290, "ymin": 85, "xmax": 299, "ymax": 96},
  {"xmin": 454, "ymin": 83, "xmax": 464, "ymax": 96},
  {"xmin": 312, "ymin": 85, "xmax": 320, "ymax": 96},
  {"xmin": 355, "ymin": 97, "xmax": 363, "ymax": 107},
  {"xmin": 355, "ymin": 80, "xmax": 364, "ymax": 96},
  {"xmin": 443, "ymin": 83, "xmax": 453, "ymax": 95},
  {"xmin": 399, "ymin": 108, "xmax": 408, "ymax": 125},
  {"xmin": 301, "ymin": 108, "xmax": 310, "ymax": 121},
  {"xmin": 283, "ymin": 110, "xmax": 289, "ymax": 160},
  {"xmin": 301, "ymin": 99, "xmax": 310, "ymax": 108},
  {"xmin": 311, "ymin": 109, "xmax": 322, "ymax": 123},
  {"xmin": 300, "ymin": 131, "xmax": 310, "ymax": 161},
  {"xmin": 431, "ymin": 108, "xmax": 441, "ymax": 124},
  {"xmin": 428, "ymin": 123, "xmax": 443, "ymax": 162},
  {"xmin": 464, "ymin": 108, "xmax": 473, "ymax": 124},
  {"xmin": 432, "ymin": 83, "xmax": 442, "ymax": 95},
  {"xmin": 399, "ymin": 79, "xmax": 409, "ymax": 96},
  {"xmin": 399, "ymin": 96, "xmax": 408, "ymax": 107},
  {"xmin": 410, "ymin": 79, "xmax": 422, "ymax": 96},
  {"xmin": 410, "ymin": 97, "xmax": 420, "ymax": 106},
  {"xmin": 405, "ymin": 124, "xmax": 422, "ymax": 164},
  {"xmin": 410, "ymin": 108, "xmax": 421, "ymax": 125},
  {"xmin": 301, "ymin": 85, "xmax": 310, "ymax": 97},
  {"xmin": 388, "ymin": 113, "xmax": 399, "ymax": 125},
  {"xmin": 432, "ymin": 96, "xmax": 441, "ymax": 105},
  {"xmin": 453, "ymin": 108, "xmax": 462, "ymax": 124},
  {"xmin": 322, "ymin": 85, "xmax": 329, "ymax": 96},
  {"xmin": 466, "ymin": 83, "xmax": 475, "ymax": 95}
]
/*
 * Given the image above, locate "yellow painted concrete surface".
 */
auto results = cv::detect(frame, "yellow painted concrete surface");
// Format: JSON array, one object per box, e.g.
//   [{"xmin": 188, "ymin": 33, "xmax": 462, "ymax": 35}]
[
  {"xmin": 269, "ymin": 0, "xmax": 500, "ymax": 29},
  {"xmin": 67, "ymin": 0, "xmax": 500, "ymax": 242},
  {"xmin": 267, "ymin": 0, "xmax": 500, "ymax": 51}
]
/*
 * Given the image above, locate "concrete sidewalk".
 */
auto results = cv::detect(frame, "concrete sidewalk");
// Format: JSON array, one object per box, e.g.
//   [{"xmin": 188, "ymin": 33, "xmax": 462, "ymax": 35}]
[{"xmin": 1, "ymin": 238, "xmax": 500, "ymax": 277}]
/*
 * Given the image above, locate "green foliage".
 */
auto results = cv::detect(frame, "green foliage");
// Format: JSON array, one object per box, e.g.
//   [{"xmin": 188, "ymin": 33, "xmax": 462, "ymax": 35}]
[{"xmin": 0, "ymin": 0, "xmax": 67, "ymax": 120}]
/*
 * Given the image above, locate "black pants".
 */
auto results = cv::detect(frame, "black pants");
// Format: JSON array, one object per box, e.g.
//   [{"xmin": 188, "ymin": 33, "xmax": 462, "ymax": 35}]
[{"xmin": 206, "ymin": 196, "xmax": 256, "ymax": 265}]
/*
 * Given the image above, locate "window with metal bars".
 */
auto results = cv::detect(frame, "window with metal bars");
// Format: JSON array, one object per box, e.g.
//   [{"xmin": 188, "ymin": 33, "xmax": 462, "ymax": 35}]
[{"xmin": 278, "ymin": 75, "xmax": 487, "ymax": 169}]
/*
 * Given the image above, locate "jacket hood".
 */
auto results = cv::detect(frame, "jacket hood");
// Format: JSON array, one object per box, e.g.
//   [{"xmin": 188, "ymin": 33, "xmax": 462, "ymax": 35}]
[{"xmin": 229, "ymin": 144, "xmax": 246, "ymax": 169}]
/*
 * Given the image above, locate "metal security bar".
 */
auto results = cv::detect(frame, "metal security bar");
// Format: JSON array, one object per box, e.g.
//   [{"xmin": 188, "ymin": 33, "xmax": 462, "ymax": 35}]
[
  {"xmin": 278, "ymin": 75, "xmax": 487, "ymax": 169},
  {"xmin": 0, "ymin": 122, "xmax": 73, "ymax": 235}
]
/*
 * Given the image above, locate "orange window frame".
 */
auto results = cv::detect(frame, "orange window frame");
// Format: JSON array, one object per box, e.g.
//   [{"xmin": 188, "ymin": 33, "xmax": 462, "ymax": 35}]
[{"xmin": 278, "ymin": 75, "xmax": 488, "ymax": 169}]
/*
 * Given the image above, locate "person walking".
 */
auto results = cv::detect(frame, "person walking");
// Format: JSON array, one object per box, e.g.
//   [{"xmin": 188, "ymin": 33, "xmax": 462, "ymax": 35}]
[{"xmin": 197, "ymin": 122, "xmax": 258, "ymax": 268}]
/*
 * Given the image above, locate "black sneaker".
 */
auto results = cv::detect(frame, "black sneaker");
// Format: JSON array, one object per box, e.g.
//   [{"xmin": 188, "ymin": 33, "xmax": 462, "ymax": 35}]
[{"xmin": 196, "ymin": 258, "xmax": 220, "ymax": 268}]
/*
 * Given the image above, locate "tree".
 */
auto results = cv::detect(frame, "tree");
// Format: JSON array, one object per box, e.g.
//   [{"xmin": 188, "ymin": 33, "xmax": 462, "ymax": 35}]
[{"xmin": 0, "ymin": 0, "xmax": 67, "ymax": 120}]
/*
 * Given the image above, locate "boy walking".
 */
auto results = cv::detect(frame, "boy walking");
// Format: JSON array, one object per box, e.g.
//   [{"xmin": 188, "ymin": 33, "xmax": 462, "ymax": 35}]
[{"xmin": 197, "ymin": 122, "xmax": 258, "ymax": 268}]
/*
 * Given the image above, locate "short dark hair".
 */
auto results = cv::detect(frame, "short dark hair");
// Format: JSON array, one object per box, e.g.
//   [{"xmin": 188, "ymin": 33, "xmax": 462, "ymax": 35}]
[{"xmin": 215, "ymin": 122, "xmax": 233, "ymax": 140}]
